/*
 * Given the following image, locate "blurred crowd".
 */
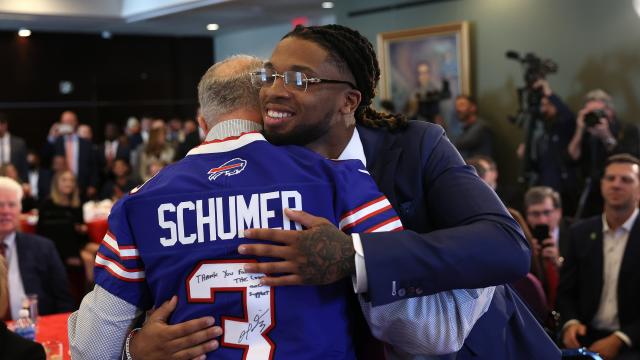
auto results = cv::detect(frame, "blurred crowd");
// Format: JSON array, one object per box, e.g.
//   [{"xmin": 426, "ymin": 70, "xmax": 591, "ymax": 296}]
[{"xmin": 0, "ymin": 109, "xmax": 204, "ymax": 317}]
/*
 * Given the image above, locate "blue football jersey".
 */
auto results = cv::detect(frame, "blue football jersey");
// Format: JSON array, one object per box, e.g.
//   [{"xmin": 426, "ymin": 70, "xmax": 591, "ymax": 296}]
[{"xmin": 94, "ymin": 131, "xmax": 402, "ymax": 360}]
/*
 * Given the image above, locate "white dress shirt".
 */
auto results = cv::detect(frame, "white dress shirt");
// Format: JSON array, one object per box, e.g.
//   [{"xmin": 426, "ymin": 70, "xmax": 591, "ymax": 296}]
[
  {"xmin": 3, "ymin": 232, "xmax": 27, "ymax": 320},
  {"xmin": 0, "ymin": 134, "xmax": 10, "ymax": 165}
]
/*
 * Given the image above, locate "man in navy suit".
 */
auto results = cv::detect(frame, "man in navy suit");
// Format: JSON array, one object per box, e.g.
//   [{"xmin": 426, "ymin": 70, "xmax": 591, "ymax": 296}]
[
  {"xmin": 558, "ymin": 154, "xmax": 640, "ymax": 360},
  {"xmin": 0, "ymin": 176, "xmax": 73, "ymax": 320},
  {"xmin": 234, "ymin": 25, "xmax": 559, "ymax": 359},
  {"xmin": 53, "ymin": 110, "xmax": 98, "ymax": 199}
]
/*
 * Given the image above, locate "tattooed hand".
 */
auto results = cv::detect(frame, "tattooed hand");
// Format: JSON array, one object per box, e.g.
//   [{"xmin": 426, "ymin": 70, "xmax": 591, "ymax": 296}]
[{"xmin": 239, "ymin": 209, "xmax": 356, "ymax": 286}]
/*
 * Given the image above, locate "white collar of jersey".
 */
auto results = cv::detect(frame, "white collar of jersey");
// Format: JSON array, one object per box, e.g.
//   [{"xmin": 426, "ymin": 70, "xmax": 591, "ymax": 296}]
[
  {"xmin": 187, "ymin": 131, "xmax": 266, "ymax": 156},
  {"xmin": 337, "ymin": 128, "xmax": 366, "ymax": 167}
]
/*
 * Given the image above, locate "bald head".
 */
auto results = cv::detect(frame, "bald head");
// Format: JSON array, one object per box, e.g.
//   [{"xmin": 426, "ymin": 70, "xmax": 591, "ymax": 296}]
[{"xmin": 197, "ymin": 55, "xmax": 264, "ymax": 127}]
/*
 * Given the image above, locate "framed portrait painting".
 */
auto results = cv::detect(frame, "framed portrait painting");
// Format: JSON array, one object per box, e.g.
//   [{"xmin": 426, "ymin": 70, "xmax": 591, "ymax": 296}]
[{"xmin": 377, "ymin": 21, "xmax": 470, "ymax": 136}]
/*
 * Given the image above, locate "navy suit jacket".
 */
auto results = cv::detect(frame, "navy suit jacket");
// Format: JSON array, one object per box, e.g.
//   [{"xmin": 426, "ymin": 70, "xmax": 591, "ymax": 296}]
[
  {"xmin": 356, "ymin": 121, "xmax": 560, "ymax": 359},
  {"xmin": 54, "ymin": 135, "xmax": 98, "ymax": 192},
  {"xmin": 15, "ymin": 232, "xmax": 75, "ymax": 316},
  {"xmin": 557, "ymin": 215, "xmax": 640, "ymax": 347}
]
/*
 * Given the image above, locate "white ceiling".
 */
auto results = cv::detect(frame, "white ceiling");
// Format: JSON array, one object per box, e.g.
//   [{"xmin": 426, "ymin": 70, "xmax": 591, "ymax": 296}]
[{"xmin": 0, "ymin": 0, "xmax": 334, "ymax": 36}]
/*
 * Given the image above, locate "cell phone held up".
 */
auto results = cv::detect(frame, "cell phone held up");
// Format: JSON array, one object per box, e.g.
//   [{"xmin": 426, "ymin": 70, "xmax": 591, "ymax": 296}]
[{"xmin": 532, "ymin": 224, "xmax": 550, "ymax": 244}]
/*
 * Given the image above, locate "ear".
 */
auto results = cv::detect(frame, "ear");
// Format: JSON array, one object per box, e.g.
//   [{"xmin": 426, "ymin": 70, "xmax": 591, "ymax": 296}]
[
  {"xmin": 197, "ymin": 115, "xmax": 209, "ymax": 135},
  {"xmin": 340, "ymin": 89, "xmax": 362, "ymax": 115}
]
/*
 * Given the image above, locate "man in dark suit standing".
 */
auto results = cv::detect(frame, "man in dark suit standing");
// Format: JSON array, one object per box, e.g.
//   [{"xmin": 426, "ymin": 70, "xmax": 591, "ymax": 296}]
[
  {"xmin": 0, "ymin": 113, "xmax": 28, "ymax": 183},
  {"xmin": 0, "ymin": 176, "xmax": 73, "ymax": 321},
  {"xmin": 53, "ymin": 110, "xmax": 98, "ymax": 199},
  {"xmin": 558, "ymin": 154, "xmax": 640, "ymax": 360}
]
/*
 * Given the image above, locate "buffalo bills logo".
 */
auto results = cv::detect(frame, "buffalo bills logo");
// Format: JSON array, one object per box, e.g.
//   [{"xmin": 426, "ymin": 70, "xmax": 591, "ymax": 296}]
[{"xmin": 208, "ymin": 158, "xmax": 247, "ymax": 181}]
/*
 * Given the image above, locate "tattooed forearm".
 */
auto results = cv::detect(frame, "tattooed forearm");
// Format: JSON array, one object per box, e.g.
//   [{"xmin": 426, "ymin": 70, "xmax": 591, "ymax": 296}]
[{"xmin": 297, "ymin": 224, "xmax": 356, "ymax": 285}]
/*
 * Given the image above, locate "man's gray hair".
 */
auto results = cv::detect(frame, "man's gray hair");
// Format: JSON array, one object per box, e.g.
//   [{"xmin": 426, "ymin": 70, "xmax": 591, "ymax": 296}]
[
  {"xmin": 524, "ymin": 186, "xmax": 561, "ymax": 210},
  {"xmin": 585, "ymin": 89, "xmax": 614, "ymax": 110},
  {"xmin": 0, "ymin": 176, "xmax": 23, "ymax": 202},
  {"xmin": 197, "ymin": 54, "xmax": 264, "ymax": 126}
]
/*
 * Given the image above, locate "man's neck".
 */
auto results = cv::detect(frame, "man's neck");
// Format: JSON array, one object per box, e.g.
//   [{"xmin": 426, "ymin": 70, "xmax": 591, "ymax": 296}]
[
  {"xmin": 306, "ymin": 125, "xmax": 355, "ymax": 159},
  {"xmin": 605, "ymin": 206, "xmax": 636, "ymax": 231}
]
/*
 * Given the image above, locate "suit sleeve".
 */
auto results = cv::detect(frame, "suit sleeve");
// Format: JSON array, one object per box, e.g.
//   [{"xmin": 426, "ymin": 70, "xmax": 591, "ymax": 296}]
[
  {"xmin": 360, "ymin": 125, "xmax": 530, "ymax": 306},
  {"xmin": 93, "ymin": 196, "xmax": 150, "ymax": 308},
  {"xmin": 331, "ymin": 159, "xmax": 403, "ymax": 234}
]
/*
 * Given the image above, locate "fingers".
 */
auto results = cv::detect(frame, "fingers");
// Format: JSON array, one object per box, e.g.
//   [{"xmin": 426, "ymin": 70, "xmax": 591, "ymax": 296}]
[
  {"xmin": 244, "ymin": 261, "xmax": 298, "ymax": 275},
  {"xmin": 239, "ymin": 243, "xmax": 297, "ymax": 260},
  {"xmin": 167, "ymin": 316, "xmax": 217, "ymax": 339},
  {"xmin": 283, "ymin": 209, "xmax": 329, "ymax": 228},
  {"xmin": 172, "ymin": 339, "xmax": 219, "ymax": 360},
  {"xmin": 149, "ymin": 295, "xmax": 178, "ymax": 323},
  {"xmin": 259, "ymin": 274, "xmax": 304, "ymax": 287},
  {"xmin": 167, "ymin": 325, "xmax": 222, "ymax": 354},
  {"xmin": 564, "ymin": 330, "xmax": 580, "ymax": 348},
  {"xmin": 578, "ymin": 324, "xmax": 587, "ymax": 336},
  {"xmin": 243, "ymin": 228, "xmax": 298, "ymax": 245}
]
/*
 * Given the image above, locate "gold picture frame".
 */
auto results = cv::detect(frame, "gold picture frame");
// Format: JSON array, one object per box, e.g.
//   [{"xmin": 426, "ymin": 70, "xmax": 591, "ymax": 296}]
[{"xmin": 377, "ymin": 21, "xmax": 470, "ymax": 127}]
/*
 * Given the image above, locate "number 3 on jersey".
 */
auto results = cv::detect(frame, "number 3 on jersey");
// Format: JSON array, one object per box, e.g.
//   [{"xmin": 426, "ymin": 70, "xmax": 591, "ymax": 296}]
[{"xmin": 186, "ymin": 260, "xmax": 275, "ymax": 359}]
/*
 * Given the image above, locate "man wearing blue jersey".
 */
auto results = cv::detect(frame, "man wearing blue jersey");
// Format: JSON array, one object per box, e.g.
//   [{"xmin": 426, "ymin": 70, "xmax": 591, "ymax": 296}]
[{"xmin": 69, "ymin": 55, "xmax": 494, "ymax": 360}]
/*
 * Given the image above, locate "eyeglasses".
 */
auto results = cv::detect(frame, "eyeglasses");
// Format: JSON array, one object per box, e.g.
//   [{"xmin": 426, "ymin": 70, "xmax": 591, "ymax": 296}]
[
  {"xmin": 526, "ymin": 209, "xmax": 555, "ymax": 218},
  {"xmin": 250, "ymin": 68, "xmax": 357, "ymax": 92}
]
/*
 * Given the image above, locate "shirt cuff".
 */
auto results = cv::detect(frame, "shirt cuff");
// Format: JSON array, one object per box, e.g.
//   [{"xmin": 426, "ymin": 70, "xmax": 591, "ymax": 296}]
[
  {"xmin": 351, "ymin": 233, "xmax": 368, "ymax": 294},
  {"xmin": 614, "ymin": 331, "xmax": 632, "ymax": 348}
]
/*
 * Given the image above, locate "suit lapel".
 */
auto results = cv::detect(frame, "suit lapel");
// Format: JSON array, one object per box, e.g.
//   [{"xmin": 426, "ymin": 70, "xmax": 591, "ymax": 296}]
[
  {"xmin": 619, "ymin": 215, "xmax": 640, "ymax": 278},
  {"xmin": 14, "ymin": 232, "xmax": 31, "ymax": 294},
  {"xmin": 356, "ymin": 125, "xmax": 402, "ymax": 206},
  {"xmin": 589, "ymin": 220, "xmax": 605, "ymax": 310}
]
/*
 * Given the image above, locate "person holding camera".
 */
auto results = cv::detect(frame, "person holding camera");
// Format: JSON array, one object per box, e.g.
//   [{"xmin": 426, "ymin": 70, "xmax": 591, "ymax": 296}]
[
  {"xmin": 518, "ymin": 80, "xmax": 579, "ymax": 216},
  {"xmin": 524, "ymin": 186, "xmax": 569, "ymax": 309},
  {"xmin": 568, "ymin": 90, "xmax": 640, "ymax": 219}
]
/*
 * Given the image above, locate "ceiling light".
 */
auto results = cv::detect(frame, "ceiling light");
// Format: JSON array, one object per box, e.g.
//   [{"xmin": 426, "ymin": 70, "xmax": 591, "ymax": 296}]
[
  {"xmin": 634, "ymin": 0, "xmax": 640, "ymax": 17},
  {"xmin": 18, "ymin": 28, "xmax": 31, "ymax": 37},
  {"xmin": 321, "ymin": 2, "xmax": 334, "ymax": 9},
  {"xmin": 206, "ymin": 24, "xmax": 219, "ymax": 31}
]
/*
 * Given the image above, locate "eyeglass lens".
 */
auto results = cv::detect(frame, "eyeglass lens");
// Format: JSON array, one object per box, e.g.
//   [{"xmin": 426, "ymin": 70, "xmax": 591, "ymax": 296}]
[{"xmin": 253, "ymin": 69, "xmax": 308, "ymax": 90}]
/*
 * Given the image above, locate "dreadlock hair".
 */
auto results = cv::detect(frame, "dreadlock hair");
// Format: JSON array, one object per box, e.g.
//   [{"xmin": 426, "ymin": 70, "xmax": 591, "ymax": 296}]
[{"xmin": 283, "ymin": 24, "xmax": 408, "ymax": 130}]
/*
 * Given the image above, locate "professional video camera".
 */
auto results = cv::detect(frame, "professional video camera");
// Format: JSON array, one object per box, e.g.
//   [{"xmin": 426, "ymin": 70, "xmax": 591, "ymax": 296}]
[
  {"xmin": 506, "ymin": 50, "xmax": 558, "ymax": 119},
  {"xmin": 506, "ymin": 50, "xmax": 558, "ymax": 187}
]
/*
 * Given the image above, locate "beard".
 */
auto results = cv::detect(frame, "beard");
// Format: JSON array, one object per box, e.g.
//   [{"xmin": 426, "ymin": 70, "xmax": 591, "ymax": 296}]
[{"xmin": 263, "ymin": 114, "xmax": 333, "ymax": 148}]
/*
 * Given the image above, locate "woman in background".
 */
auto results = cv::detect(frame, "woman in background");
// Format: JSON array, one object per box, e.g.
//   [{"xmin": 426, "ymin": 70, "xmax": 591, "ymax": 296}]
[
  {"xmin": 136, "ymin": 126, "xmax": 174, "ymax": 182},
  {"xmin": 36, "ymin": 170, "xmax": 88, "ymax": 304}
]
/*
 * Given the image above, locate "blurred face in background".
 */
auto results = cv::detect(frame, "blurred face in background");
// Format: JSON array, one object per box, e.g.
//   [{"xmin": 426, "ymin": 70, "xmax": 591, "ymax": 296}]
[
  {"xmin": 526, "ymin": 197, "xmax": 561, "ymax": 232},
  {"xmin": 601, "ymin": 162, "xmax": 640, "ymax": 212},
  {"xmin": 455, "ymin": 97, "xmax": 476, "ymax": 123},
  {"xmin": 112, "ymin": 159, "xmax": 130, "ymax": 178},
  {"xmin": 417, "ymin": 63, "xmax": 430, "ymax": 88},
  {"xmin": 540, "ymin": 97, "xmax": 557, "ymax": 120},
  {"xmin": 0, "ymin": 187, "xmax": 20, "ymax": 238},
  {"xmin": 57, "ymin": 171, "xmax": 77, "ymax": 196},
  {"xmin": 0, "ymin": 122, "xmax": 8, "ymax": 137},
  {"xmin": 52, "ymin": 155, "xmax": 68, "ymax": 173},
  {"xmin": 77, "ymin": 124, "xmax": 93, "ymax": 141},
  {"xmin": 60, "ymin": 111, "xmax": 79, "ymax": 129}
]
